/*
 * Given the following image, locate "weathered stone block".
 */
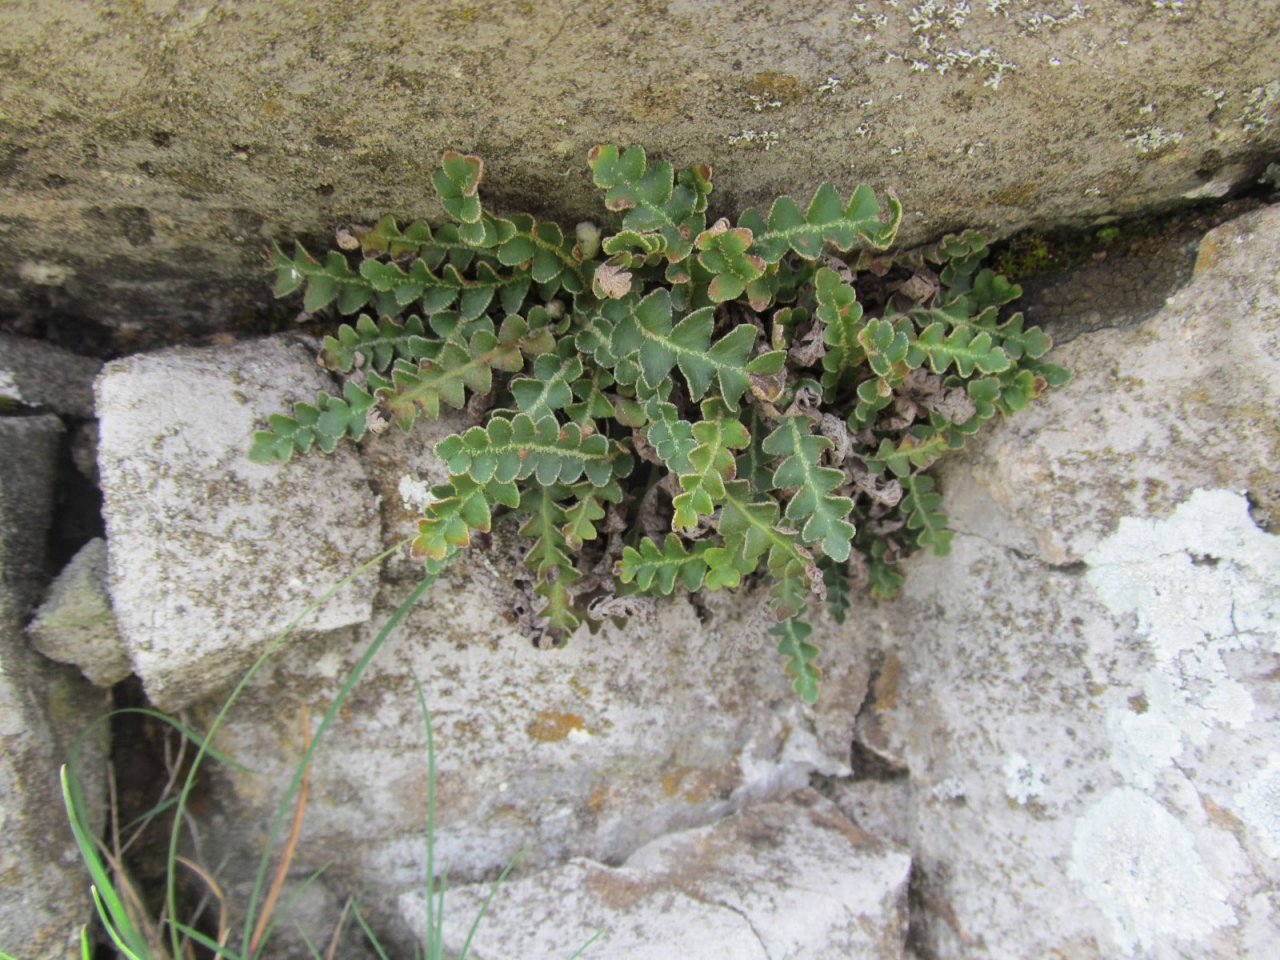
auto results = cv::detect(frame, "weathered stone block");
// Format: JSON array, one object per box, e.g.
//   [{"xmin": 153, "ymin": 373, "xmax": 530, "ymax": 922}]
[
  {"xmin": 95, "ymin": 336, "xmax": 381, "ymax": 710},
  {"xmin": 852, "ymin": 206, "xmax": 1280, "ymax": 958},
  {"xmin": 0, "ymin": 415, "xmax": 108, "ymax": 960},
  {"xmin": 402, "ymin": 790, "xmax": 911, "ymax": 960},
  {"xmin": 193, "ymin": 572, "xmax": 870, "ymax": 955}
]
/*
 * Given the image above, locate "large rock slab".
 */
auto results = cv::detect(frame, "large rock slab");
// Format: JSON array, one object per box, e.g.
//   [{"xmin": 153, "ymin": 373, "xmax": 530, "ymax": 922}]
[
  {"xmin": 95, "ymin": 336, "xmax": 381, "ymax": 710},
  {"xmin": 837, "ymin": 205, "xmax": 1280, "ymax": 957},
  {"xmin": 192, "ymin": 568, "xmax": 870, "ymax": 955},
  {"xmin": 0, "ymin": 1, "xmax": 1276, "ymax": 334},
  {"xmin": 401, "ymin": 789, "xmax": 911, "ymax": 959},
  {"xmin": 0, "ymin": 415, "xmax": 108, "ymax": 960}
]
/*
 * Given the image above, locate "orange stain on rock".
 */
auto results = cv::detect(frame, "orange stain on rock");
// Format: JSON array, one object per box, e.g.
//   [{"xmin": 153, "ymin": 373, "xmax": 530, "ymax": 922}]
[{"xmin": 526, "ymin": 710, "xmax": 585, "ymax": 742}]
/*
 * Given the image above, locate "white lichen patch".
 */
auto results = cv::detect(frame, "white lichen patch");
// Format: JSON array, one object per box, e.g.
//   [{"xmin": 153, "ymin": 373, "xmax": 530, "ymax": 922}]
[
  {"xmin": 1124, "ymin": 126, "xmax": 1184, "ymax": 153},
  {"xmin": 727, "ymin": 129, "xmax": 781, "ymax": 150},
  {"xmin": 1069, "ymin": 787, "xmax": 1236, "ymax": 954},
  {"xmin": 882, "ymin": 0, "xmax": 1021, "ymax": 87},
  {"xmin": 1002, "ymin": 752, "xmax": 1046, "ymax": 804},
  {"xmin": 17, "ymin": 260, "xmax": 74, "ymax": 286},
  {"xmin": 931, "ymin": 776, "xmax": 966, "ymax": 800},
  {"xmin": 1085, "ymin": 490, "xmax": 1280, "ymax": 788},
  {"xmin": 1104, "ymin": 674, "xmax": 1185, "ymax": 789},
  {"xmin": 745, "ymin": 94, "xmax": 783, "ymax": 112},
  {"xmin": 1022, "ymin": 1, "xmax": 1088, "ymax": 33},
  {"xmin": 1201, "ymin": 86, "xmax": 1228, "ymax": 110},
  {"xmin": 1235, "ymin": 754, "xmax": 1280, "ymax": 858},
  {"xmin": 1237, "ymin": 80, "xmax": 1279, "ymax": 133},
  {"xmin": 398, "ymin": 474, "xmax": 436, "ymax": 512}
]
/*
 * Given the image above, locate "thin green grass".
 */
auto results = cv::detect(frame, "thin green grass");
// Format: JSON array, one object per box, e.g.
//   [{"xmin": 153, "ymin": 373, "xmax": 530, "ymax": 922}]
[{"xmin": 16, "ymin": 540, "xmax": 599, "ymax": 960}]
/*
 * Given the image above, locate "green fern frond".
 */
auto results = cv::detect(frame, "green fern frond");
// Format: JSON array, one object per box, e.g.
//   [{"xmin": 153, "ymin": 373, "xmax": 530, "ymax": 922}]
[
  {"xmin": 519, "ymin": 485, "xmax": 586, "ymax": 634},
  {"xmin": 247, "ymin": 381, "xmax": 376, "ymax": 462},
  {"xmin": 509, "ymin": 344, "xmax": 584, "ymax": 420},
  {"xmin": 608, "ymin": 289, "xmax": 757, "ymax": 404},
  {"xmin": 917, "ymin": 323, "xmax": 1013, "ymax": 377},
  {"xmin": 410, "ymin": 474, "xmax": 519, "ymax": 561},
  {"xmin": 617, "ymin": 535, "xmax": 711, "ymax": 595},
  {"xmin": 320, "ymin": 314, "xmax": 439, "ymax": 373},
  {"xmin": 761, "ymin": 416, "xmax": 855, "ymax": 562},
  {"xmin": 434, "ymin": 413, "xmax": 631, "ymax": 488},
  {"xmin": 493, "ymin": 213, "xmax": 587, "ymax": 295},
  {"xmin": 770, "ymin": 616, "xmax": 821, "ymax": 704},
  {"xmin": 815, "ymin": 267, "xmax": 867, "ymax": 394},
  {"xmin": 587, "ymin": 144, "xmax": 708, "ymax": 263},
  {"xmin": 433, "ymin": 151, "xmax": 486, "ymax": 236},
  {"xmin": 253, "ymin": 145, "xmax": 1069, "ymax": 704},
  {"xmin": 865, "ymin": 428, "xmax": 958, "ymax": 478},
  {"xmin": 671, "ymin": 410, "xmax": 751, "ymax": 531},
  {"xmin": 738, "ymin": 182, "xmax": 902, "ymax": 263},
  {"xmin": 902, "ymin": 474, "xmax": 952, "ymax": 555},
  {"xmin": 718, "ymin": 481, "xmax": 818, "ymax": 595},
  {"xmin": 374, "ymin": 329, "xmax": 519, "ymax": 429},
  {"xmin": 821, "ymin": 558, "xmax": 853, "ymax": 625}
]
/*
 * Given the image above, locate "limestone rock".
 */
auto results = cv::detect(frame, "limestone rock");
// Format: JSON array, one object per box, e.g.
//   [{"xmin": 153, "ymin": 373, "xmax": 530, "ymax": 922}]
[
  {"xmin": 847, "ymin": 205, "xmax": 1280, "ymax": 958},
  {"xmin": 27, "ymin": 538, "xmax": 131, "ymax": 686},
  {"xmin": 95, "ymin": 336, "xmax": 381, "ymax": 710},
  {"xmin": 400, "ymin": 790, "xmax": 912, "ymax": 960},
  {"xmin": 1, "ymin": 2, "xmax": 1277, "ymax": 334},
  {"xmin": 192, "ymin": 573, "xmax": 870, "ymax": 955},
  {"xmin": 0, "ymin": 334, "xmax": 101, "ymax": 418},
  {"xmin": 0, "ymin": 415, "xmax": 109, "ymax": 960},
  {"xmin": 938, "ymin": 204, "xmax": 1280, "ymax": 566}
]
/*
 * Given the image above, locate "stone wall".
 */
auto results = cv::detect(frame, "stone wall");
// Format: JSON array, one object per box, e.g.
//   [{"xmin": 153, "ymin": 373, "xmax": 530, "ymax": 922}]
[{"xmin": 17, "ymin": 200, "xmax": 1270, "ymax": 959}]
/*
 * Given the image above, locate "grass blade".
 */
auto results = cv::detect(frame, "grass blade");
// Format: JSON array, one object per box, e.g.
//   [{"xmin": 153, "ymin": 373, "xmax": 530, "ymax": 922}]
[
  {"xmin": 566, "ymin": 930, "xmax": 603, "ymax": 959},
  {"xmin": 169, "ymin": 920, "xmax": 246, "ymax": 960},
  {"xmin": 245, "ymin": 862, "xmax": 332, "ymax": 957},
  {"xmin": 60, "ymin": 766, "xmax": 157, "ymax": 959},
  {"xmin": 242, "ymin": 569, "xmax": 441, "ymax": 958},
  {"xmin": 353, "ymin": 903, "xmax": 392, "ymax": 960},
  {"xmin": 410, "ymin": 677, "xmax": 438, "ymax": 959},
  {"xmin": 456, "ymin": 846, "xmax": 527, "ymax": 959},
  {"xmin": 249, "ymin": 706, "xmax": 312, "ymax": 954},
  {"xmin": 324, "ymin": 896, "xmax": 356, "ymax": 960}
]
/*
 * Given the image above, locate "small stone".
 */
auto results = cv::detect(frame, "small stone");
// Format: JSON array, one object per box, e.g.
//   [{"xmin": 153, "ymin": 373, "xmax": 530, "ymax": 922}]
[{"xmin": 28, "ymin": 538, "xmax": 131, "ymax": 686}]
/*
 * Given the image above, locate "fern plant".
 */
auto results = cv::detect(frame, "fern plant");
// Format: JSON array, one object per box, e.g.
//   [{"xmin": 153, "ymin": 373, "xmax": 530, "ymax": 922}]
[{"xmin": 250, "ymin": 146, "xmax": 1067, "ymax": 702}]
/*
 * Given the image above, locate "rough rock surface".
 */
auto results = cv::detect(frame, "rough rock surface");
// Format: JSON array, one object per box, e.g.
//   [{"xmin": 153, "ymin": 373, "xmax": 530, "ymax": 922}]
[
  {"xmin": 1, "ymin": 1, "xmax": 1276, "ymax": 335},
  {"xmin": 841, "ymin": 205, "xmax": 1280, "ymax": 957},
  {"xmin": 0, "ymin": 333, "xmax": 101, "ymax": 418},
  {"xmin": 193, "ymin": 573, "xmax": 869, "ymax": 955},
  {"xmin": 940, "ymin": 202, "xmax": 1280, "ymax": 566},
  {"xmin": 27, "ymin": 538, "xmax": 130, "ymax": 686},
  {"xmin": 95, "ymin": 336, "xmax": 381, "ymax": 710},
  {"xmin": 0, "ymin": 415, "xmax": 108, "ymax": 960},
  {"xmin": 401, "ymin": 789, "xmax": 911, "ymax": 959}
]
